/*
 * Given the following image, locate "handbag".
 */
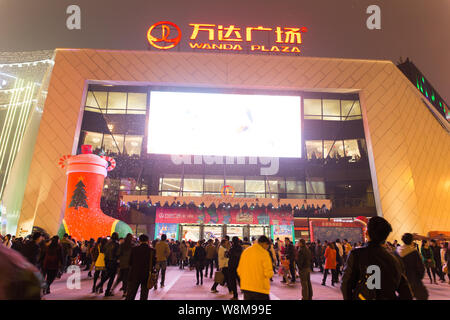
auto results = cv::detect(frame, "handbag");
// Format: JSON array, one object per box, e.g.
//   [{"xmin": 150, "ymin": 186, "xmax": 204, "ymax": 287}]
[
  {"xmin": 443, "ymin": 264, "xmax": 448, "ymax": 274},
  {"xmin": 214, "ymin": 270, "xmax": 225, "ymax": 285},
  {"xmin": 147, "ymin": 271, "xmax": 157, "ymax": 289}
]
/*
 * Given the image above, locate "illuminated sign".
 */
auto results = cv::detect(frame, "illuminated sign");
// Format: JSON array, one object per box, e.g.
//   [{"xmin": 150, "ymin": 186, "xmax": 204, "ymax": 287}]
[
  {"xmin": 147, "ymin": 21, "xmax": 308, "ymax": 54},
  {"xmin": 221, "ymin": 185, "xmax": 236, "ymax": 197},
  {"xmin": 147, "ymin": 21, "xmax": 182, "ymax": 50}
]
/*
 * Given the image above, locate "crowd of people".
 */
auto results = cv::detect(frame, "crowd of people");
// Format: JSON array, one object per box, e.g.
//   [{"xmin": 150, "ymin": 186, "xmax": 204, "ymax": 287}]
[{"xmin": 1, "ymin": 216, "xmax": 450, "ymax": 300}]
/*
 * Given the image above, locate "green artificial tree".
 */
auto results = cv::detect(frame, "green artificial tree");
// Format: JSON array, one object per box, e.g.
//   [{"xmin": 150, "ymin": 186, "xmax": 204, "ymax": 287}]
[{"xmin": 69, "ymin": 178, "xmax": 89, "ymax": 209}]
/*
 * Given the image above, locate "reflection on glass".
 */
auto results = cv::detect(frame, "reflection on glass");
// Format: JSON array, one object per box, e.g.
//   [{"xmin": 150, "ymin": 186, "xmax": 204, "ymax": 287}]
[
  {"xmin": 108, "ymin": 92, "xmax": 127, "ymax": 113},
  {"xmin": 127, "ymin": 93, "xmax": 147, "ymax": 114},
  {"xmin": 161, "ymin": 176, "xmax": 181, "ymax": 191},
  {"xmin": 305, "ymin": 140, "xmax": 323, "ymax": 159},
  {"xmin": 322, "ymin": 99, "xmax": 340, "ymax": 120},
  {"xmin": 183, "ymin": 177, "xmax": 203, "ymax": 192},
  {"xmin": 124, "ymin": 135, "xmax": 143, "ymax": 156},
  {"xmin": 245, "ymin": 178, "xmax": 265, "ymax": 194},
  {"xmin": 286, "ymin": 180, "xmax": 306, "ymax": 193},
  {"xmin": 341, "ymin": 100, "xmax": 361, "ymax": 118},
  {"xmin": 83, "ymin": 131, "xmax": 103, "ymax": 151},
  {"xmin": 306, "ymin": 178, "xmax": 326, "ymax": 195},
  {"xmin": 304, "ymin": 99, "xmax": 321, "ymax": 116},
  {"xmin": 324, "ymin": 140, "xmax": 344, "ymax": 159},
  {"xmin": 204, "ymin": 177, "xmax": 225, "ymax": 192},
  {"xmin": 103, "ymin": 134, "xmax": 124, "ymax": 154},
  {"xmin": 86, "ymin": 91, "xmax": 107, "ymax": 109},
  {"xmin": 225, "ymin": 177, "xmax": 245, "ymax": 192},
  {"xmin": 344, "ymin": 139, "xmax": 361, "ymax": 160},
  {"xmin": 265, "ymin": 178, "xmax": 285, "ymax": 194}
]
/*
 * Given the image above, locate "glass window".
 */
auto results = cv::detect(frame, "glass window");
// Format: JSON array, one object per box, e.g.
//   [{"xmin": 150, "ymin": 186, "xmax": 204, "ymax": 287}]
[
  {"xmin": 204, "ymin": 177, "xmax": 224, "ymax": 192},
  {"xmin": 107, "ymin": 92, "xmax": 127, "ymax": 114},
  {"xmin": 83, "ymin": 131, "xmax": 103, "ymax": 151},
  {"xmin": 225, "ymin": 177, "xmax": 245, "ymax": 193},
  {"xmin": 306, "ymin": 178, "xmax": 326, "ymax": 195},
  {"xmin": 161, "ymin": 191, "xmax": 180, "ymax": 196},
  {"xmin": 341, "ymin": 100, "xmax": 362, "ymax": 119},
  {"xmin": 324, "ymin": 140, "xmax": 344, "ymax": 159},
  {"xmin": 322, "ymin": 99, "xmax": 341, "ymax": 120},
  {"xmin": 127, "ymin": 93, "xmax": 147, "ymax": 114},
  {"xmin": 183, "ymin": 176, "xmax": 203, "ymax": 193},
  {"xmin": 265, "ymin": 178, "xmax": 285, "ymax": 194},
  {"xmin": 86, "ymin": 91, "xmax": 107, "ymax": 109},
  {"xmin": 180, "ymin": 225, "xmax": 200, "ymax": 242},
  {"xmin": 203, "ymin": 225, "xmax": 223, "ymax": 240},
  {"xmin": 85, "ymin": 106, "xmax": 101, "ymax": 113},
  {"xmin": 286, "ymin": 180, "xmax": 306, "ymax": 194},
  {"xmin": 124, "ymin": 135, "xmax": 143, "ymax": 156},
  {"xmin": 245, "ymin": 178, "xmax": 265, "ymax": 195},
  {"xmin": 305, "ymin": 140, "xmax": 323, "ymax": 159},
  {"xmin": 344, "ymin": 139, "xmax": 361, "ymax": 160},
  {"xmin": 103, "ymin": 134, "xmax": 124, "ymax": 154},
  {"xmin": 304, "ymin": 99, "xmax": 322, "ymax": 116},
  {"xmin": 161, "ymin": 175, "xmax": 181, "ymax": 191}
]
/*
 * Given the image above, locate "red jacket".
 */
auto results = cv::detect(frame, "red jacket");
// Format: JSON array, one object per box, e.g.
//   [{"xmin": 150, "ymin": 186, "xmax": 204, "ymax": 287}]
[{"xmin": 324, "ymin": 247, "xmax": 337, "ymax": 269}]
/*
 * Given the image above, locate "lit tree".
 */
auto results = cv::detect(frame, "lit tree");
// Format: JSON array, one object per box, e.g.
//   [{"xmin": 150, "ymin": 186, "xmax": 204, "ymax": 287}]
[{"xmin": 69, "ymin": 177, "xmax": 88, "ymax": 209}]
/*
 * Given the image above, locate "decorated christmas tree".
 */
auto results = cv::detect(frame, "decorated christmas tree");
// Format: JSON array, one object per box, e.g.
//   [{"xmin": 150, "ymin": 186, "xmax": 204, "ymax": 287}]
[{"xmin": 69, "ymin": 177, "xmax": 88, "ymax": 209}]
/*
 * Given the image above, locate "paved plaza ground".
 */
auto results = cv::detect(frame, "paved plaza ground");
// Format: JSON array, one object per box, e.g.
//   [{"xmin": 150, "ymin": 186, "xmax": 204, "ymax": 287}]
[{"xmin": 43, "ymin": 266, "xmax": 450, "ymax": 300}]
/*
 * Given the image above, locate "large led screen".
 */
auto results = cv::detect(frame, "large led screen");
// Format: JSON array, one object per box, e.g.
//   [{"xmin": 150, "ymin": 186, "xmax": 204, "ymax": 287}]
[{"xmin": 147, "ymin": 91, "xmax": 302, "ymax": 158}]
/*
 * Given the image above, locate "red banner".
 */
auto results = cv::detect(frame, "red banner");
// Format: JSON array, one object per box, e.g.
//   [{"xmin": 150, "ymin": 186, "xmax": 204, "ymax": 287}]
[{"xmin": 156, "ymin": 207, "xmax": 293, "ymax": 225}]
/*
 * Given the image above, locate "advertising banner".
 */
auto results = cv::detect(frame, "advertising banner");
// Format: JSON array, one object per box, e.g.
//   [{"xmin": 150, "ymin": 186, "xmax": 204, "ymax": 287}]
[
  {"xmin": 155, "ymin": 223, "xmax": 178, "ymax": 240},
  {"xmin": 310, "ymin": 220, "xmax": 364, "ymax": 244},
  {"xmin": 156, "ymin": 207, "xmax": 293, "ymax": 226},
  {"xmin": 271, "ymin": 225, "xmax": 294, "ymax": 242}
]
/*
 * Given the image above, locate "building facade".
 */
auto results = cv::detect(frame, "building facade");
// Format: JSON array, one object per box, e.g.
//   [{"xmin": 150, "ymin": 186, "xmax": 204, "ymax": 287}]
[{"xmin": 7, "ymin": 48, "xmax": 450, "ymax": 241}]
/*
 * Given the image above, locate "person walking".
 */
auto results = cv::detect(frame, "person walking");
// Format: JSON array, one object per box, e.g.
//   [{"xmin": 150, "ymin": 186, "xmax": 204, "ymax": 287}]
[
  {"xmin": 396, "ymin": 233, "xmax": 428, "ymax": 300},
  {"xmin": 155, "ymin": 234, "xmax": 170, "ymax": 289},
  {"xmin": 421, "ymin": 240, "xmax": 437, "ymax": 284},
  {"xmin": 22, "ymin": 232, "xmax": 43, "ymax": 267},
  {"xmin": 341, "ymin": 217, "xmax": 413, "ymax": 300},
  {"xmin": 204, "ymin": 239, "xmax": 216, "ymax": 278},
  {"xmin": 60, "ymin": 234, "xmax": 75, "ymax": 273},
  {"xmin": 284, "ymin": 238, "xmax": 296, "ymax": 284},
  {"xmin": 92, "ymin": 238, "xmax": 107, "ymax": 294},
  {"xmin": 237, "ymin": 236, "xmax": 274, "ymax": 300},
  {"xmin": 297, "ymin": 239, "xmax": 313, "ymax": 300},
  {"xmin": 96, "ymin": 232, "xmax": 120, "ymax": 296},
  {"xmin": 193, "ymin": 240, "xmax": 207, "ymax": 285},
  {"xmin": 42, "ymin": 236, "xmax": 63, "ymax": 295},
  {"xmin": 315, "ymin": 240, "xmax": 324, "ymax": 272},
  {"xmin": 227, "ymin": 236, "xmax": 243, "ymax": 300},
  {"xmin": 430, "ymin": 240, "xmax": 445, "ymax": 283},
  {"xmin": 126, "ymin": 234, "xmax": 156, "ymax": 300},
  {"xmin": 322, "ymin": 242, "xmax": 337, "ymax": 286},
  {"xmin": 112, "ymin": 233, "xmax": 133, "ymax": 297},
  {"xmin": 179, "ymin": 240, "xmax": 188, "ymax": 270},
  {"xmin": 211, "ymin": 239, "xmax": 230, "ymax": 294}
]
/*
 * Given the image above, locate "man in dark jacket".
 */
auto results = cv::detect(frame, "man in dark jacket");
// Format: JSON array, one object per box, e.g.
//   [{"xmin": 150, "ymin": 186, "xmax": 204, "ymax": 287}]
[
  {"xmin": 341, "ymin": 217, "xmax": 413, "ymax": 300},
  {"xmin": 396, "ymin": 233, "xmax": 428, "ymax": 299},
  {"xmin": 297, "ymin": 239, "xmax": 313, "ymax": 300},
  {"xmin": 205, "ymin": 239, "xmax": 216, "ymax": 278},
  {"xmin": 227, "ymin": 236, "xmax": 243, "ymax": 300},
  {"xmin": 96, "ymin": 232, "xmax": 120, "ymax": 297},
  {"xmin": 430, "ymin": 240, "xmax": 445, "ymax": 282},
  {"xmin": 126, "ymin": 234, "xmax": 156, "ymax": 300},
  {"xmin": 284, "ymin": 238, "xmax": 296, "ymax": 284},
  {"xmin": 22, "ymin": 232, "xmax": 42, "ymax": 267},
  {"xmin": 315, "ymin": 240, "xmax": 324, "ymax": 272}
]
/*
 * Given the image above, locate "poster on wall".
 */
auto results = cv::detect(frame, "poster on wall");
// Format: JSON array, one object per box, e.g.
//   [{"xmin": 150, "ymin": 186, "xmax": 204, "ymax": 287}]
[
  {"xmin": 271, "ymin": 225, "xmax": 294, "ymax": 242},
  {"xmin": 155, "ymin": 223, "xmax": 178, "ymax": 240},
  {"xmin": 181, "ymin": 225, "xmax": 200, "ymax": 242},
  {"xmin": 226, "ymin": 226, "xmax": 244, "ymax": 239},
  {"xmin": 310, "ymin": 221, "xmax": 364, "ymax": 244},
  {"xmin": 203, "ymin": 225, "xmax": 222, "ymax": 240}
]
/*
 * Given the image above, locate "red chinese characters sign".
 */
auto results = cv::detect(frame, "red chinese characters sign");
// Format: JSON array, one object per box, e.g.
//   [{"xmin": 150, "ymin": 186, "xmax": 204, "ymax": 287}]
[
  {"xmin": 147, "ymin": 21, "xmax": 308, "ymax": 54},
  {"xmin": 156, "ymin": 207, "xmax": 293, "ymax": 226}
]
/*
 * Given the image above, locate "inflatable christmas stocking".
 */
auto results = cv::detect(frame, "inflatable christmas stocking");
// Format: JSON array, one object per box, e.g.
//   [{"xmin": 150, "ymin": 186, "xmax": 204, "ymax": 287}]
[{"xmin": 57, "ymin": 146, "xmax": 132, "ymax": 240}]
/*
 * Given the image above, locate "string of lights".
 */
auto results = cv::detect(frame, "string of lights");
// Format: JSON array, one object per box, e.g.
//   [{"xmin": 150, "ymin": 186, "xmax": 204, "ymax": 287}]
[{"xmin": 0, "ymin": 59, "xmax": 54, "ymax": 68}]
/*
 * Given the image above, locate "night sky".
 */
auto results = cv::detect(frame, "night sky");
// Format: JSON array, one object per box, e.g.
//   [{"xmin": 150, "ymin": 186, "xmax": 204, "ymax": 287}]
[{"xmin": 0, "ymin": 0, "xmax": 448, "ymax": 102}]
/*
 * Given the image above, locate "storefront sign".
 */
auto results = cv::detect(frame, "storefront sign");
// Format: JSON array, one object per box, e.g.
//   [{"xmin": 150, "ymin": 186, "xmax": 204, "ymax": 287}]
[
  {"xmin": 156, "ymin": 207, "xmax": 293, "ymax": 226},
  {"xmin": 147, "ymin": 21, "xmax": 308, "ymax": 54},
  {"xmin": 309, "ymin": 220, "xmax": 364, "ymax": 243}
]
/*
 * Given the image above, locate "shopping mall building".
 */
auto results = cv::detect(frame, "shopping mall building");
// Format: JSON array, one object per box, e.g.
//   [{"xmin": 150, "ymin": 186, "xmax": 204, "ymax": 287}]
[{"xmin": 1, "ymin": 26, "xmax": 449, "ymax": 242}]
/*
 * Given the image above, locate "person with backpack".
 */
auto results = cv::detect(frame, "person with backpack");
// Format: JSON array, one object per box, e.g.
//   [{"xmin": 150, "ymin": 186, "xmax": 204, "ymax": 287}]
[
  {"xmin": 341, "ymin": 217, "xmax": 413, "ymax": 300},
  {"xmin": 193, "ymin": 240, "xmax": 207, "ymax": 285},
  {"xmin": 396, "ymin": 233, "xmax": 428, "ymax": 299}
]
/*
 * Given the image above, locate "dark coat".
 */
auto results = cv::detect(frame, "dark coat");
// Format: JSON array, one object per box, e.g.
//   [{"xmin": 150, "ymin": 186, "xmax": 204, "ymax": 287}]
[
  {"xmin": 128, "ymin": 244, "xmax": 156, "ymax": 282},
  {"xmin": 193, "ymin": 246, "xmax": 206, "ymax": 269},
  {"xmin": 396, "ymin": 245, "xmax": 428, "ymax": 300},
  {"xmin": 228, "ymin": 244, "xmax": 243, "ymax": 270},
  {"xmin": 341, "ymin": 242, "xmax": 413, "ymax": 300},
  {"xmin": 104, "ymin": 240, "xmax": 120, "ymax": 263},
  {"xmin": 285, "ymin": 243, "xmax": 296, "ymax": 261},
  {"xmin": 22, "ymin": 241, "xmax": 40, "ymax": 266},
  {"xmin": 297, "ymin": 246, "xmax": 312, "ymax": 270},
  {"xmin": 43, "ymin": 245, "xmax": 64, "ymax": 271}
]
